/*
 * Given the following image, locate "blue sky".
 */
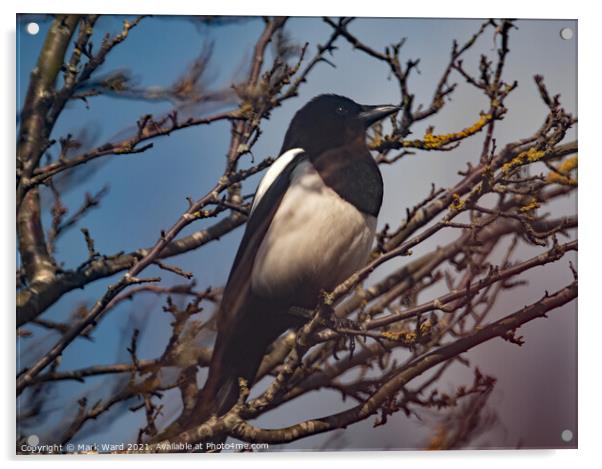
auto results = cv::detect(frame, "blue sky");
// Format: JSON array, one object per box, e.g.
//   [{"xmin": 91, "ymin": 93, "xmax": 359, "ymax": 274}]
[{"xmin": 17, "ymin": 15, "xmax": 577, "ymax": 450}]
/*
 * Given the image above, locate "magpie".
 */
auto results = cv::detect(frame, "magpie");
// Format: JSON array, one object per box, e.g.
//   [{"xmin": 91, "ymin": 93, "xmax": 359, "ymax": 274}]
[{"xmin": 188, "ymin": 94, "xmax": 398, "ymax": 431}]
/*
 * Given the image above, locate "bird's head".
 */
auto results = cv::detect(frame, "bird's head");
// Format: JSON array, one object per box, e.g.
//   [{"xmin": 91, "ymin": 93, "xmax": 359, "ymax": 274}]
[{"xmin": 280, "ymin": 94, "xmax": 399, "ymax": 155}]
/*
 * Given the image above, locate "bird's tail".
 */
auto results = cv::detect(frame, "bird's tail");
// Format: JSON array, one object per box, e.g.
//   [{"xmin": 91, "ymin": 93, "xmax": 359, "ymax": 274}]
[
  {"xmin": 154, "ymin": 302, "xmax": 292, "ymax": 447},
  {"xmin": 193, "ymin": 318, "xmax": 272, "ymax": 422}
]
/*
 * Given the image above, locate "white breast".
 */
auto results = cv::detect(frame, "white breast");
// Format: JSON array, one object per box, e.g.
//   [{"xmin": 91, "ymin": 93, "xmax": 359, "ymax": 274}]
[{"xmin": 251, "ymin": 160, "xmax": 377, "ymax": 303}]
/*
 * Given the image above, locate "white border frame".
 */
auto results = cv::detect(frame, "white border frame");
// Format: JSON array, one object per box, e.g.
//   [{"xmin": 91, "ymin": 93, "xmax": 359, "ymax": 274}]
[{"xmin": 4, "ymin": 1, "xmax": 596, "ymax": 468}]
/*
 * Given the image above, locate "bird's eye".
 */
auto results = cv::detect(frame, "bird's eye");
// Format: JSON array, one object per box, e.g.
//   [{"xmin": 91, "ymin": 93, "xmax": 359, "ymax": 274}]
[{"xmin": 336, "ymin": 105, "xmax": 347, "ymax": 115}]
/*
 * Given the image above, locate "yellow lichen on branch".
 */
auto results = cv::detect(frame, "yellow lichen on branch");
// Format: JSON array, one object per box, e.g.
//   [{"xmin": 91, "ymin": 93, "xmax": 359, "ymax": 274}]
[
  {"xmin": 449, "ymin": 193, "xmax": 466, "ymax": 211},
  {"xmin": 381, "ymin": 329, "xmax": 417, "ymax": 344},
  {"xmin": 547, "ymin": 155, "xmax": 578, "ymax": 185},
  {"xmin": 501, "ymin": 147, "xmax": 546, "ymax": 174},
  {"xmin": 402, "ymin": 113, "xmax": 493, "ymax": 150},
  {"xmin": 519, "ymin": 198, "xmax": 540, "ymax": 213}
]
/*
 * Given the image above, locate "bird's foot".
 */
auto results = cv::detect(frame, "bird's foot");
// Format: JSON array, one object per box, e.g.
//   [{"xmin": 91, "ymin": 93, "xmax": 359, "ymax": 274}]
[
  {"xmin": 287, "ymin": 305, "xmax": 361, "ymax": 334},
  {"xmin": 329, "ymin": 315, "xmax": 361, "ymax": 332}
]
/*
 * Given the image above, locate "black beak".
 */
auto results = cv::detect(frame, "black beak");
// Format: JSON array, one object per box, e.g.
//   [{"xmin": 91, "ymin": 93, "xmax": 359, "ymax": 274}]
[{"xmin": 358, "ymin": 104, "xmax": 400, "ymax": 127}]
